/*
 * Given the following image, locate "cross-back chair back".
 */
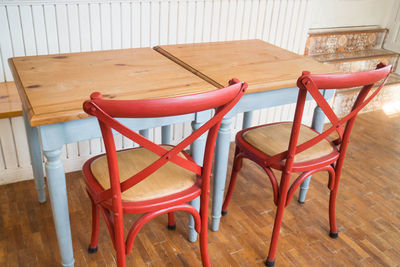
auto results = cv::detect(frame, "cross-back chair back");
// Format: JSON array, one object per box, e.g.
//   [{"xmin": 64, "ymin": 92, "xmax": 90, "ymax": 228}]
[
  {"xmin": 221, "ymin": 64, "xmax": 392, "ymax": 266},
  {"xmin": 82, "ymin": 79, "xmax": 247, "ymax": 267},
  {"xmin": 286, "ymin": 63, "xmax": 392, "ymax": 164}
]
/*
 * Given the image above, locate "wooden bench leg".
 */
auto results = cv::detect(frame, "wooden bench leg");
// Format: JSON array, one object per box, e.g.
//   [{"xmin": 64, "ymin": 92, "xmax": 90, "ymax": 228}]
[{"xmin": 23, "ymin": 108, "xmax": 46, "ymax": 203}]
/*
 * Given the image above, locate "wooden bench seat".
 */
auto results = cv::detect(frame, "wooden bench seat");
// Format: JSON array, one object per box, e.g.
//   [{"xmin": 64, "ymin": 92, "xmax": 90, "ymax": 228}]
[
  {"xmin": 0, "ymin": 82, "xmax": 22, "ymax": 119},
  {"xmin": 310, "ymin": 48, "xmax": 398, "ymax": 63}
]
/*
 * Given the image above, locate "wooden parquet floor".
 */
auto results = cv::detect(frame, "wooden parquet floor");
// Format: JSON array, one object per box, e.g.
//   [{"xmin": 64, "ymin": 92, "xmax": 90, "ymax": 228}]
[{"xmin": 1, "ymin": 110, "xmax": 400, "ymax": 266}]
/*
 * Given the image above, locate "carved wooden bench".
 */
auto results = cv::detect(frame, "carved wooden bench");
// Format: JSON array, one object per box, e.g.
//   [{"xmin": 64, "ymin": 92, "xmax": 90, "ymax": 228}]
[{"xmin": 305, "ymin": 26, "xmax": 400, "ymax": 117}]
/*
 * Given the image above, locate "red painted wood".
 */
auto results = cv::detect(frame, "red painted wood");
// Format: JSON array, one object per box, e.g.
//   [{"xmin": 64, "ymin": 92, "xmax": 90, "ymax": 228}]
[
  {"xmin": 222, "ymin": 63, "xmax": 392, "ymax": 265},
  {"xmin": 167, "ymin": 212, "xmax": 175, "ymax": 228},
  {"xmin": 88, "ymin": 194, "xmax": 100, "ymax": 250},
  {"xmin": 124, "ymin": 204, "xmax": 201, "ymax": 254},
  {"xmin": 82, "ymin": 80, "xmax": 247, "ymax": 266}
]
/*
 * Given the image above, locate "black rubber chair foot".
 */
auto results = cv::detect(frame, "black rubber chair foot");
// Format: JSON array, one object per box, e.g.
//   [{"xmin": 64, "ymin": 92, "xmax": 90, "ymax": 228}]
[
  {"xmin": 265, "ymin": 259, "xmax": 275, "ymax": 267},
  {"xmin": 329, "ymin": 232, "xmax": 339, "ymax": 239},
  {"xmin": 88, "ymin": 246, "xmax": 98, "ymax": 254},
  {"xmin": 221, "ymin": 210, "xmax": 228, "ymax": 216},
  {"xmin": 298, "ymin": 200, "xmax": 305, "ymax": 204},
  {"xmin": 167, "ymin": 224, "xmax": 176, "ymax": 230}
]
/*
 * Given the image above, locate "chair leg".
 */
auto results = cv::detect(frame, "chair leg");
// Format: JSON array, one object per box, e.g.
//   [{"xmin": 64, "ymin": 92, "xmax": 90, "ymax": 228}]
[
  {"xmin": 199, "ymin": 200, "xmax": 211, "ymax": 267},
  {"xmin": 114, "ymin": 216, "xmax": 126, "ymax": 267},
  {"xmin": 221, "ymin": 147, "xmax": 242, "ymax": 216},
  {"xmin": 115, "ymin": 245, "xmax": 126, "ymax": 267},
  {"xmin": 265, "ymin": 199, "xmax": 286, "ymax": 267},
  {"xmin": 167, "ymin": 212, "xmax": 176, "ymax": 230},
  {"xmin": 88, "ymin": 198, "xmax": 100, "ymax": 253},
  {"xmin": 329, "ymin": 186, "xmax": 339, "ymax": 238}
]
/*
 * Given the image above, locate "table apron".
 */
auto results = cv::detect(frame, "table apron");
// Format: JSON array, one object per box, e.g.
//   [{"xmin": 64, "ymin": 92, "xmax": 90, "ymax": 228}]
[
  {"xmin": 39, "ymin": 113, "xmax": 196, "ymax": 151},
  {"xmin": 226, "ymin": 87, "xmax": 335, "ymax": 118}
]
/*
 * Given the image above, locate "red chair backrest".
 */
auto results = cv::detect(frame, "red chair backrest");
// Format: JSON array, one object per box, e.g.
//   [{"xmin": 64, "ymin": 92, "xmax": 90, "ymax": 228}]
[
  {"xmin": 83, "ymin": 81, "xmax": 247, "ymax": 202},
  {"xmin": 270, "ymin": 63, "xmax": 392, "ymax": 165}
]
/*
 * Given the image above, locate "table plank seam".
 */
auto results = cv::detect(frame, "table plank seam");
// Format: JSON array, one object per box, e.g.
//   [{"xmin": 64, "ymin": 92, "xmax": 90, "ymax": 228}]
[{"xmin": 153, "ymin": 46, "xmax": 225, "ymax": 89}]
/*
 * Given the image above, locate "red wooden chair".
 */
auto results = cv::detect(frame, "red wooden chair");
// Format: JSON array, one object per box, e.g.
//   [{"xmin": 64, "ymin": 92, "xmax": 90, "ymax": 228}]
[
  {"xmin": 82, "ymin": 80, "xmax": 247, "ymax": 266},
  {"xmin": 221, "ymin": 64, "xmax": 392, "ymax": 266}
]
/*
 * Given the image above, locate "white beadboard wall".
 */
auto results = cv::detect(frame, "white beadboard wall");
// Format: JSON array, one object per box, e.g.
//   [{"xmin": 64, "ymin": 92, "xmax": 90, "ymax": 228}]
[
  {"xmin": 0, "ymin": 0, "xmax": 318, "ymax": 185},
  {"xmin": 384, "ymin": 0, "xmax": 400, "ymax": 73}
]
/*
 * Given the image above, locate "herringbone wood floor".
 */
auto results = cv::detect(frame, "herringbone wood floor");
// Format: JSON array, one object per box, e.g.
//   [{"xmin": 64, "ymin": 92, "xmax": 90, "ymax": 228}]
[{"xmin": 1, "ymin": 110, "xmax": 400, "ymax": 266}]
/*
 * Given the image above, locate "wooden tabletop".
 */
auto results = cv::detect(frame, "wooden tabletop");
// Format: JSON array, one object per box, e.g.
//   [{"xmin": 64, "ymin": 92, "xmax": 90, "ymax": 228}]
[
  {"xmin": 10, "ymin": 40, "xmax": 338, "ymax": 127},
  {"xmin": 154, "ymin": 39, "xmax": 338, "ymax": 93},
  {"xmin": 9, "ymin": 48, "xmax": 215, "ymax": 126},
  {"xmin": 0, "ymin": 82, "xmax": 22, "ymax": 119}
]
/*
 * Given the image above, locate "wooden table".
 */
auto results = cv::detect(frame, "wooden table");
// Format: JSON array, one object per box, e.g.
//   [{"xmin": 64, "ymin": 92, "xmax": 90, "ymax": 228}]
[
  {"xmin": 9, "ymin": 48, "xmax": 216, "ymax": 267},
  {"xmin": 155, "ymin": 39, "xmax": 337, "ymax": 232},
  {"xmin": 9, "ymin": 40, "xmax": 337, "ymax": 266}
]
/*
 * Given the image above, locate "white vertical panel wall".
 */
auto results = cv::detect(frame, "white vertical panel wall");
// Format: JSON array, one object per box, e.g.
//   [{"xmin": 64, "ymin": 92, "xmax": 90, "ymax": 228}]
[
  {"xmin": 384, "ymin": 0, "xmax": 400, "ymax": 73},
  {"xmin": 0, "ymin": 0, "xmax": 315, "ymax": 184}
]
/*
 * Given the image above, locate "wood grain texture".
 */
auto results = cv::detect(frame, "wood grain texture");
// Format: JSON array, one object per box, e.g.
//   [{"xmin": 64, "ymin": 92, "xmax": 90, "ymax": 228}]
[
  {"xmin": 243, "ymin": 123, "xmax": 335, "ymax": 163},
  {"xmin": 91, "ymin": 146, "xmax": 196, "ymax": 201},
  {"xmin": 0, "ymin": 82, "xmax": 22, "ymax": 118},
  {"xmin": 155, "ymin": 40, "xmax": 338, "ymax": 92},
  {"xmin": 8, "ymin": 48, "xmax": 215, "ymax": 126},
  {"xmin": 1, "ymin": 110, "xmax": 399, "ymax": 266}
]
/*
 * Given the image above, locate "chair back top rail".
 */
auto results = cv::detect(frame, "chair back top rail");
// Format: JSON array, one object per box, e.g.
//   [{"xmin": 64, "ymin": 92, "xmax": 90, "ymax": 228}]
[
  {"xmin": 302, "ymin": 65, "xmax": 393, "ymax": 89},
  {"xmin": 85, "ymin": 81, "xmax": 245, "ymax": 118}
]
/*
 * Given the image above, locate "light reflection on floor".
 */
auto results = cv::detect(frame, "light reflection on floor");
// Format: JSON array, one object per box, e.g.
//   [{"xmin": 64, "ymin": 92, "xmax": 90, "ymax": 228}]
[{"xmin": 383, "ymin": 101, "xmax": 400, "ymax": 117}]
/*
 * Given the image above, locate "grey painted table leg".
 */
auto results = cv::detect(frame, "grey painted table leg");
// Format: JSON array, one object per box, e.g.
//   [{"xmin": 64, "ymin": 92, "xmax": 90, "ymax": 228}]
[
  {"xmin": 242, "ymin": 111, "xmax": 254, "ymax": 129},
  {"xmin": 22, "ymin": 109, "xmax": 46, "ymax": 203},
  {"xmin": 188, "ymin": 111, "xmax": 208, "ymax": 242},
  {"xmin": 139, "ymin": 129, "xmax": 150, "ymax": 139},
  {"xmin": 298, "ymin": 105, "xmax": 325, "ymax": 203},
  {"xmin": 161, "ymin": 125, "xmax": 171, "ymax": 144},
  {"xmin": 44, "ymin": 148, "xmax": 74, "ymax": 267},
  {"xmin": 210, "ymin": 111, "xmax": 251, "ymax": 231},
  {"xmin": 211, "ymin": 116, "xmax": 232, "ymax": 231}
]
